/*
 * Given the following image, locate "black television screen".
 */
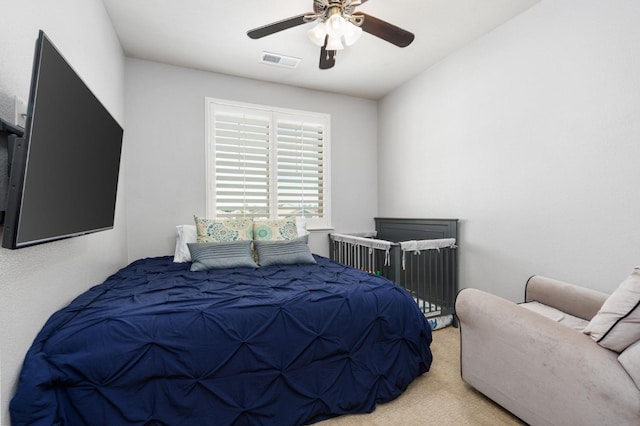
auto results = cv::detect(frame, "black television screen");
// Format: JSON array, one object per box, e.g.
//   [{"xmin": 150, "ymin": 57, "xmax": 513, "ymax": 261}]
[{"xmin": 2, "ymin": 31, "xmax": 123, "ymax": 249}]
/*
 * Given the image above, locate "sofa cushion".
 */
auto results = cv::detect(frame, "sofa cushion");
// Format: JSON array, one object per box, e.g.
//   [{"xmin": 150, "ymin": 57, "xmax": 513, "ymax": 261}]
[
  {"xmin": 520, "ymin": 301, "xmax": 564, "ymax": 321},
  {"xmin": 520, "ymin": 301, "xmax": 589, "ymax": 331},
  {"xmin": 618, "ymin": 339, "xmax": 640, "ymax": 390},
  {"xmin": 583, "ymin": 267, "xmax": 640, "ymax": 352}
]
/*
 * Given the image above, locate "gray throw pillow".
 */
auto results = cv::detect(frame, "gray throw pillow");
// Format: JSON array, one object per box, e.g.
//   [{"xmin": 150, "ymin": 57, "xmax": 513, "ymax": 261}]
[
  {"xmin": 254, "ymin": 235, "xmax": 316, "ymax": 267},
  {"xmin": 188, "ymin": 240, "xmax": 257, "ymax": 271}
]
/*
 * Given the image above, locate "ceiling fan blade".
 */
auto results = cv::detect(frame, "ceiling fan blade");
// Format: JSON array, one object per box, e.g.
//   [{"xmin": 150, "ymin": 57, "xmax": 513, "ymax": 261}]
[
  {"xmin": 359, "ymin": 13, "xmax": 415, "ymax": 47},
  {"xmin": 319, "ymin": 37, "xmax": 336, "ymax": 69},
  {"xmin": 247, "ymin": 14, "xmax": 309, "ymax": 39}
]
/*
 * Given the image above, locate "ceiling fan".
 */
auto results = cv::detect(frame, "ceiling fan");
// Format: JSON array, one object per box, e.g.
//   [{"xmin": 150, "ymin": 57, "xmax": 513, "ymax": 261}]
[{"xmin": 247, "ymin": 0, "xmax": 415, "ymax": 70}]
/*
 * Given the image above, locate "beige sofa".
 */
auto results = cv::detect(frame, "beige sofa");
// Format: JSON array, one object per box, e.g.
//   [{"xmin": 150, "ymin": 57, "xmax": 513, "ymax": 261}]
[{"xmin": 456, "ymin": 274, "xmax": 640, "ymax": 426}]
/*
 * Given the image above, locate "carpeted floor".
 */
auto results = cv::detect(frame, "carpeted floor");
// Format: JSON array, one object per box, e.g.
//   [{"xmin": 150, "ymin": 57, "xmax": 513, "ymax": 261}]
[{"xmin": 317, "ymin": 326, "xmax": 525, "ymax": 426}]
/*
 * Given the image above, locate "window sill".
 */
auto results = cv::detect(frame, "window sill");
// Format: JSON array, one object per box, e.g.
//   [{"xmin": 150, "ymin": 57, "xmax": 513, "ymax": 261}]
[{"xmin": 305, "ymin": 226, "xmax": 335, "ymax": 232}]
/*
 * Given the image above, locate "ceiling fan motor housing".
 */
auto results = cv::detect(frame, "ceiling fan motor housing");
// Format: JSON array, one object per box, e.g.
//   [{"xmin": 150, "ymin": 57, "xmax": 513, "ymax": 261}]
[{"xmin": 312, "ymin": 0, "xmax": 361, "ymax": 24}]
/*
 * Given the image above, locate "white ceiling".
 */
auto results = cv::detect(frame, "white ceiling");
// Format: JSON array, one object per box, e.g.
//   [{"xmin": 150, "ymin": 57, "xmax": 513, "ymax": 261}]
[{"xmin": 103, "ymin": 0, "xmax": 540, "ymax": 100}]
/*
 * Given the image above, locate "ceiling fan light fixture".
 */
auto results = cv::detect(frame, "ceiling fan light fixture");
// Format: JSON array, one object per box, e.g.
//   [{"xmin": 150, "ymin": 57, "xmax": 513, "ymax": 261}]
[
  {"xmin": 326, "ymin": 36, "xmax": 344, "ymax": 51},
  {"xmin": 342, "ymin": 23, "xmax": 362, "ymax": 46},
  {"xmin": 307, "ymin": 22, "xmax": 327, "ymax": 47},
  {"xmin": 325, "ymin": 14, "xmax": 348, "ymax": 38}
]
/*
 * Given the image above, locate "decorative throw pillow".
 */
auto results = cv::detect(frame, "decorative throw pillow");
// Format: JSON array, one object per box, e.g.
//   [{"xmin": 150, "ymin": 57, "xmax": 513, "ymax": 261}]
[
  {"xmin": 583, "ymin": 267, "xmax": 640, "ymax": 352},
  {"xmin": 254, "ymin": 235, "xmax": 316, "ymax": 267},
  {"xmin": 194, "ymin": 216, "xmax": 253, "ymax": 243},
  {"xmin": 253, "ymin": 217, "xmax": 298, "ymax": 241},
  {"xmin": 187, "ymin": 240, "xmax": 257, "ymax": 271},
  {"xmin": 618, "ymin": 339, "xmax": 640, "ymax": 390},
  {"xmin": 173, "ymin": 225, "xmax": 197, "ymax": 263}
]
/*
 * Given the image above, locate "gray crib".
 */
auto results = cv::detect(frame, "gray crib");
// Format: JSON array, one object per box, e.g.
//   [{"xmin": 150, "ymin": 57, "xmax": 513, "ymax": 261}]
[{"xmin": 329, "ymin": 218, "xmax": 459, "ymax": 329}]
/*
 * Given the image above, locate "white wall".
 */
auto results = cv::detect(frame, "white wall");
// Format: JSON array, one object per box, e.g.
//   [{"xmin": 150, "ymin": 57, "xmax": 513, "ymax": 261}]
[
  {"xmin": 0, "ymin": 1, "xmax": 126, "ymax": 424},
  {"xmin": 378, "ymin": 0, "xmax": 640, "ymax": 300},
  {"xmin": 124, "ymin": 59, "xmax": 378, "ymax": 261}
]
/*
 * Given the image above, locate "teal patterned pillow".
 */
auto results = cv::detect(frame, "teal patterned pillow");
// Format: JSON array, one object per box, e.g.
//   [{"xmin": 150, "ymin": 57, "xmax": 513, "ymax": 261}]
[
  {"xmin": 253, "ymin": 217, "xmax": 298, "ymax": 241},
  {"xmin": 188, "ymin": 240, "xmax": 257, "ymax": 271},
  {"xmin": 194, "ymin": 216, "xmax": 253, "ymax": 243}
]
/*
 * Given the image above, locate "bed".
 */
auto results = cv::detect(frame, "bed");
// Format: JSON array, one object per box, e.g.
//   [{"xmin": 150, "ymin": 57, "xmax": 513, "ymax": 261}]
[{"xmin": 10, "ymin": 254, "xmax": 432, "ymax": 425}]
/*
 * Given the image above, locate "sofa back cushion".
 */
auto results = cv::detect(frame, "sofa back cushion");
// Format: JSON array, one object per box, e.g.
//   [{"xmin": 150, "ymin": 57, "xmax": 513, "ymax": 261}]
[
  {"xmin": 525, "ymin": 276, "xmax": 608, "ymax": 320},
  {"xmin": 583, "ymin": 267, "xmax": 640, "ymax": 352},
  {"xmin": 618, "ymin": 340, "xmax": 640, "ymax": 390}
]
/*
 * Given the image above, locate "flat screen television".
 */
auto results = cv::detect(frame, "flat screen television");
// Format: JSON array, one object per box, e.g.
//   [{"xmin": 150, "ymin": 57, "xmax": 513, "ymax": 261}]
[{"xmin": 1, "ymin": 30, "xmax": 123, "ymax": 249}]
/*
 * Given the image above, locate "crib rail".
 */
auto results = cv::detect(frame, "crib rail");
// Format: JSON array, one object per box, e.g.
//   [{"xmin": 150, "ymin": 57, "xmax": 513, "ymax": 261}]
[
  {"xmin": 400, "ymin": 245, "xmax": 457, "ymax": 317},
  {"xmin": 329, "ymin": 233, "xmax": 458, "ymax": 323},
  {"xmin": 329, "ymin": 233, "xmax": 391, "ymax": 275}
]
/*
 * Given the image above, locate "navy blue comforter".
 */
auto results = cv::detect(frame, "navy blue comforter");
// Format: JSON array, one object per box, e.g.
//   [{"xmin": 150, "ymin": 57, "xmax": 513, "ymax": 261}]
[{"xmin": 11, "ymin": 255, "xmax": 432, "ymax": 425}]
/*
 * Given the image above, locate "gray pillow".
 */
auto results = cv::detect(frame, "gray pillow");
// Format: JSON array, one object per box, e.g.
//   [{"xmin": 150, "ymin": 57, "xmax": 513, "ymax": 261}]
[
  {"xmin": 188, "ymin": 240, "xmax": 257, "ymax": 271},
  {"xmin": 254, "ymin": 235, "xmax": 316, "ymax": 267}
]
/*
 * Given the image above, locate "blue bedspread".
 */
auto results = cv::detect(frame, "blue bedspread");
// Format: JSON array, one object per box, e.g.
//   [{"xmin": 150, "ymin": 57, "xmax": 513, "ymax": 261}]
[{"xmin": 11, "ymin": 255, "xmax": 432, "ymax": 425}]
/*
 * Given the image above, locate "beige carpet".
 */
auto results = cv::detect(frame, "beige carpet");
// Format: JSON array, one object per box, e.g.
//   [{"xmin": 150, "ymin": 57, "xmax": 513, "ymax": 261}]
[{"xmin": 317, "ymin": 326, "xmax": 525, "ymax": 426}]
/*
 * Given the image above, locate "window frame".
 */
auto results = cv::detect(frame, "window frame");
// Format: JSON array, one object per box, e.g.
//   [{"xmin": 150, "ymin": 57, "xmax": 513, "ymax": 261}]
[{"xmin": 204, "ymin": 97, "xmax": 331, "ymax": 230}]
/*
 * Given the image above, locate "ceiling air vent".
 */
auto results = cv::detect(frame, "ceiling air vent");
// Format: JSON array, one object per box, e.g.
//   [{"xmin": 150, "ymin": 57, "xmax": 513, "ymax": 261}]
[{"xmin": 260, "ymin": 52, "xmax": 301, "ymax": 69}]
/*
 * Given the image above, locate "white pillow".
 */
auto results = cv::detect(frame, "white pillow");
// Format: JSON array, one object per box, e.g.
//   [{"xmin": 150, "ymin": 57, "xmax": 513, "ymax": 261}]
[
  {"xmin": 173, "ymin": 225, "xmax": 197, "ymax": 263},
  {"xmin": 295, "ymin": 217, "xmax": 307, "ymax": 237},
  {"xmin": 583, "ymin": 267, "xmax": 640, "ymax": 352}
]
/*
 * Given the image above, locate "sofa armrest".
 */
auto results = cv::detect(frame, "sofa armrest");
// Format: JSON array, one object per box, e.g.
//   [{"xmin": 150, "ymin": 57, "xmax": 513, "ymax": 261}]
[
  {"xmin": 525, "ymin": 275, "xmax": 608, "ymax": 321},
  {"xmin": 456, "ymin": 288, "xmax": 640, "ymax": 426}
]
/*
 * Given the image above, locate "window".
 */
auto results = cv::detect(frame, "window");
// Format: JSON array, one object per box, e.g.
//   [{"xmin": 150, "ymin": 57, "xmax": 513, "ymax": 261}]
[{"xmin": 205, "ymin": 98, "xmax": 331, "ymax": 229}]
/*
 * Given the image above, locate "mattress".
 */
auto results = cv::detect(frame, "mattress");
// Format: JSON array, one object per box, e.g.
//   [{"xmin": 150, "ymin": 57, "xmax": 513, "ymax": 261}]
[{"xmin": 11, "ymin": 255, "xmax": 432, "ymax": 425}]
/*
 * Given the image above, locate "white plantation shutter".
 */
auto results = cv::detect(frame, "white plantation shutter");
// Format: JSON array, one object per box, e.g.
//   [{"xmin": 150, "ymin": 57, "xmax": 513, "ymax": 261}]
[
  {"xmin": 206, "ymin": 99, "xmax": 330, "ymax": 227},
  {"xmin": 276, "ymin": 118, "xmax": 325, "ymax": 219},
  {"xmin": 211, "ymin": 111, "xmax": 271, "ymax": 218}
]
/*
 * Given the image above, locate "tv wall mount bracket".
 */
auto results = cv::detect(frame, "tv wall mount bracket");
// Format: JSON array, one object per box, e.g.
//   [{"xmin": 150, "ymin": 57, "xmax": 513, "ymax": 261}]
[{"xmin": 1, "ymin": 117, "xmax": 25, "ymax": 226}]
